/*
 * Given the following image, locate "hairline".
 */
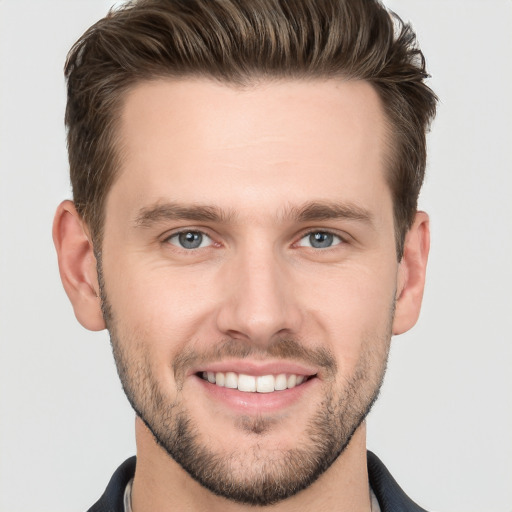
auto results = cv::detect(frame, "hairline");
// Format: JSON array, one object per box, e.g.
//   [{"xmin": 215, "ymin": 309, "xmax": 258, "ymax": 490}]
[{"xmin": 88, "ymin": 73, "xmax": 407, "ymax": 259}]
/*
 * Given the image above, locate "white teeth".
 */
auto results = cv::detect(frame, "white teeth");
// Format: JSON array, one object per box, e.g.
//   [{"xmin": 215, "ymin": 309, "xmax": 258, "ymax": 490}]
[
  {"xmin": 201, "ymin": 371, "xmax": 310, "ymax": 393},
  {"xmin": 238, "ymin": 373, "xmax": 257, "ymax": 392},
  {"xmin": 224, "ymin": 371, "xmax": 238, "ymax": 389},
  {"xmin": 275, "ymin": 373, "xmax": 288, "ymax": 390},
  {"xmin": 215, "ymin": 372, "xmax": 225, "ymax": 387},
  {"xmin": 256, "ymin": 375, "xmax": 275, "ymax": 393}
]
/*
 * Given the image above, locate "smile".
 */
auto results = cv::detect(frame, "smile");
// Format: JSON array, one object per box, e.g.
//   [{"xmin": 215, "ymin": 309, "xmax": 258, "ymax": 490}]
[{"xmin": 199, "ymin": 371, "xmax": 312, "ymax": 393}]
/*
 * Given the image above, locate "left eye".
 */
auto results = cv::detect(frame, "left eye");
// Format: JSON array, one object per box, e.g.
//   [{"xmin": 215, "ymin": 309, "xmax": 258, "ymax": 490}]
[
  {"xmin": 298, "ymin": 231, "xmax": 342, "ymax": 249},
  {"xmin": 167, "ymin": 231, "xmax": 213, "ymax": 249}
]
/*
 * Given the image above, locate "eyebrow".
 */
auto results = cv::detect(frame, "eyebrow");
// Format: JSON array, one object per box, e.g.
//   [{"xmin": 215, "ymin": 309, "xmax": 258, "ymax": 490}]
[
  {"xmin": 287, "ymin": 201, "xmax": 374, "ymax": 225},
  {"xmin": 134, "ymin": 200, "xmax": 374, "ymax": 228},
  {"xmin": 135, "ymin": 203, "xmax": 235, "ymax": 227}
]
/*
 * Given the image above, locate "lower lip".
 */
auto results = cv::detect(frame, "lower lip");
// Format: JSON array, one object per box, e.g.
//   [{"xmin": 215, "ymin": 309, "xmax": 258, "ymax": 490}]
[{"xmin": 192, "ymin": 374, "xmax": 318, "ymax": 414}]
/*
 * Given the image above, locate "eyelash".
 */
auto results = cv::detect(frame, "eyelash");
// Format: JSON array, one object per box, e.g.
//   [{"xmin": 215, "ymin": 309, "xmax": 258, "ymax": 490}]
[
  {"xmin": 295, "ymin": 230, "xmax": 346, "ymax": 249},
  {"xmin": 163, "ymin": 228, "xmax": 347, "ymax": 251},
  {"xmin": 164, "ymin": 230, "xmax": 215, "ymax": 250}
]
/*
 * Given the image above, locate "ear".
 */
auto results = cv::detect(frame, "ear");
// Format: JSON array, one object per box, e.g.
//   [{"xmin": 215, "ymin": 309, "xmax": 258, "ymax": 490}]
[
  {"xmin": 392, "ymin": 211, "xmax": 430, "ymax": 335},
  {"xmin": 52, "ymin": 200, "xmax": 106, "ymax": 331}
]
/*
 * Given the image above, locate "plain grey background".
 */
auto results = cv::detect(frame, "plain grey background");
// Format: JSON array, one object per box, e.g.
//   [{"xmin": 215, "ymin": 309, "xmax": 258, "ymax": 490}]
[{"xmin": 0, "ymin": 1, "xmax": 511, "ymax": 511}]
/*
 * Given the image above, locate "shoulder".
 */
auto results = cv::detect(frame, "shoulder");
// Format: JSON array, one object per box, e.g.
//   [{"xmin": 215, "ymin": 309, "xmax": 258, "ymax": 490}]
[
  {"xmin": 367, "ymin": 451, "xmax": 429, "ymax": 512},
  {"xmin": 87, "ymin": 456, "xmax": 136, "ymax": 512}
]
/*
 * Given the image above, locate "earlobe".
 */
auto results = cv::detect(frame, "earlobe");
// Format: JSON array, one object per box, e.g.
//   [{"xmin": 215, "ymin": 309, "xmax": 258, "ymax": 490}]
[
  {"xmin": 52, "ymin": 200, "xmax": 106, "ymax": 331},
  {"xmin": 392, "ymin": 211, "xmax": 430, "ymax": 335}
]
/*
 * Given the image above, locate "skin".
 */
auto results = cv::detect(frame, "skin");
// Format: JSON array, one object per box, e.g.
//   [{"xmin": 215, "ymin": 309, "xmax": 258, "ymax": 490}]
[{"xmin": 53, "ymin": 78, "xmax": 430, "ymax": 512}]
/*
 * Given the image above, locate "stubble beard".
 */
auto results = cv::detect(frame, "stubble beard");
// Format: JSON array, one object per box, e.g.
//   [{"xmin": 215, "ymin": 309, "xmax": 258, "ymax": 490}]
[{"xmin": 98, "ymin": 268, "xmax": 392, "ymax": 506}]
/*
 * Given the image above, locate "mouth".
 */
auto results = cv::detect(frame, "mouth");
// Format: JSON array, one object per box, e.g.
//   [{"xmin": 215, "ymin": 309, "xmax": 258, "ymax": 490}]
[
  {"xmin": 189, "ymin": 360, "xmax": 320, "ymax": 413},
  {"xmin": 197, "ymin": 371, "xmax": 314, "ymax": 393}
]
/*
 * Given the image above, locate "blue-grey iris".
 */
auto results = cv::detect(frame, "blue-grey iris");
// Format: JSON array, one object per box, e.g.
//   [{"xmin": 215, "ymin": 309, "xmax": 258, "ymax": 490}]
[
  {"xmin": 179, "ymin": 231, "xmax": 203, "ymax": 249},
  {"xmin": 309, "ymin": 232, "xmax": 334, "ymax": 248}
]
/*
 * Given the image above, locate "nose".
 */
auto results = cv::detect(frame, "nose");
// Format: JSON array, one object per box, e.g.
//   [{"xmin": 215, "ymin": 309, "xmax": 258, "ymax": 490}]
[{"xmin": 215, "ymin": 244, "xmax": 303, "ymax": 345}]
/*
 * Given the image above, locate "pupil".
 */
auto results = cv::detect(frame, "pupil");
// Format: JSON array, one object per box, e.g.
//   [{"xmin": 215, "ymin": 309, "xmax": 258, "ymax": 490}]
[
  {"xmin": 179, "ymin": 231, "xmax": 202, "ymax": 249},
  {"xmin": 310, "ymin": 232, "xmax": 333, "ymax": 248}
]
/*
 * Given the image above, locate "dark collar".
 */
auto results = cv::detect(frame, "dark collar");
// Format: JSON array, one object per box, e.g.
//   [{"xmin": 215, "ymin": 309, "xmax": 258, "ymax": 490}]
[
  {"xmin": 367, "ymin": 451, "xmax": 428, "ymax": 512},
  {"xmin": 88, "ymin": 452, "xmax": 428, "ymax": 511},
  {"xmin": 87, "ymin": 456, "xmax": 135, "ymax": 512}
]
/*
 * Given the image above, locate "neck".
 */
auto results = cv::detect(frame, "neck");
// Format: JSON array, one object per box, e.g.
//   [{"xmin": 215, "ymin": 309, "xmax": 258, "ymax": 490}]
[{"xmin": 131, "ymin": 418, "xmax": 371, "ymax": 512}]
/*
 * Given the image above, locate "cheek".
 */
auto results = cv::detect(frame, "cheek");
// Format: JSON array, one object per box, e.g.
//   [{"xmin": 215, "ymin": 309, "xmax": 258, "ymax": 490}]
[
  {"xmin": 103, "ymin": 258, "xmax": 220, "ymax": 357},
  {"xmin": 102, "ymin": 244, "xmax": 397, "ymax": 369},
  {"xmin": 303, "ymin": 264, "xmax": 396, "ymax": 360}
]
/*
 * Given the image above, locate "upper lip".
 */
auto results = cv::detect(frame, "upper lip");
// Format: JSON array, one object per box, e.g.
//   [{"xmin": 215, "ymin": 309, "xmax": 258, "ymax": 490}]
[{"xmin": 188, "ymin": 359, "xmax": 319, "ymax": 378}]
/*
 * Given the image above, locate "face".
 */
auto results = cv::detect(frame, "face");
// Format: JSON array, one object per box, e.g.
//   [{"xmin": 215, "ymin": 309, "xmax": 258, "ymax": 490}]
[{"xmin": 100, "ymin": 78, "xmax": 399, "ymax": 505}]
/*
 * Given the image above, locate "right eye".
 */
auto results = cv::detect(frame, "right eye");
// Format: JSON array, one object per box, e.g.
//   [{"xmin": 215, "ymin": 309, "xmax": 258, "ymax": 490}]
[
  {"xmin": 166, "ymin": 231, "xmax": 213, "ymax": 250},
  {"xmin": 297, "ymin": 231, "xmax": 343, "ymax": 249}
]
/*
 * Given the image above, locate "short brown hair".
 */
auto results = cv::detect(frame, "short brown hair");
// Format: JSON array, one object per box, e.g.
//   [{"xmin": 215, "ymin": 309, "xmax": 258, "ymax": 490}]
[{"xmin": 65, "ymin": 0, "xmax": 437, "ymax": 257}]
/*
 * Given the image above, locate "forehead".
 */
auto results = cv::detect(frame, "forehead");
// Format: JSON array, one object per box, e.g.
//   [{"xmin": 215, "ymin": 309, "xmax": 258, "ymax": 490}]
[{"xmin": 111, "ymin": 77, "xmax": 391, "ymax": 221}]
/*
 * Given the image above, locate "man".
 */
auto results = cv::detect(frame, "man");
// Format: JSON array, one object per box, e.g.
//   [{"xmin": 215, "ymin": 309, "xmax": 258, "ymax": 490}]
[{"xmin": 53, "ymin": 0, "xmax": 437, "ymax": 510}]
